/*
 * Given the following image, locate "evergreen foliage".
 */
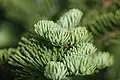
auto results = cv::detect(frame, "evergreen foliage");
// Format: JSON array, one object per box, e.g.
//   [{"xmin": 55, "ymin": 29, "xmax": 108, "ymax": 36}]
[
  {"xmin": 81, "ymin": 10, "xmax": 120, "ymax": 36},
  {"xmin": 8, "ymin": 9, "xmax": 113, "ymax": 80},
  {"xmin": 0, "ymin": 49, "xmax": 11, "ymax": 64},
  {"xmin": 1, "ymin": 0, "xmax": 120, "ymax": 80}
]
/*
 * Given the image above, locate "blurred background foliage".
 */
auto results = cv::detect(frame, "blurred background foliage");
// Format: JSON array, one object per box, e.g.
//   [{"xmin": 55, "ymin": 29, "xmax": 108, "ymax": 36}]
[{"xmin": 0, "ymin": 0, "xmax": 120, "ymax": 80}]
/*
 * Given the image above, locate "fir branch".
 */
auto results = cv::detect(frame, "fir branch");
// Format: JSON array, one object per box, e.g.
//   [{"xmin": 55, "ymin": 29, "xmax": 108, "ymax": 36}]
[
  {"xmin": 35, "ymin": 9, "xmax": 93, "ymax": 46},
  {"xmin": 0, "ymin": 48, "xmax": 13, "ymax": 64},
  {"xmin": 70, "ymin": 27, "xmax": 93, "ymax": 45},
  {"xmin": 81, "ymin": 10, "xmax": 120, "ymax": 36},
  {"xmin": 64, "ymin": 43, "xmax": 113, "ymax": 76},
  {"xmin": 44, "ymin": 61, "xmax": 68, "ymax": 80},
  {"xmin": 9, "ymin": 37, "xmax": 50, "ymax": 80},
  {"xmin": 8, "ymin": 9, "xmax": 114, "ymax": 80},
  {"xmin": 9, "ymin": 36, "xmax": 65, "ymax": 80},
  {"xmin": 57, "ymin": 9, "xmax": 83, "ymax": 29},
  {"xmin": 34, "ymin": 20, "xmax": 70, "ymax": 46}
]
